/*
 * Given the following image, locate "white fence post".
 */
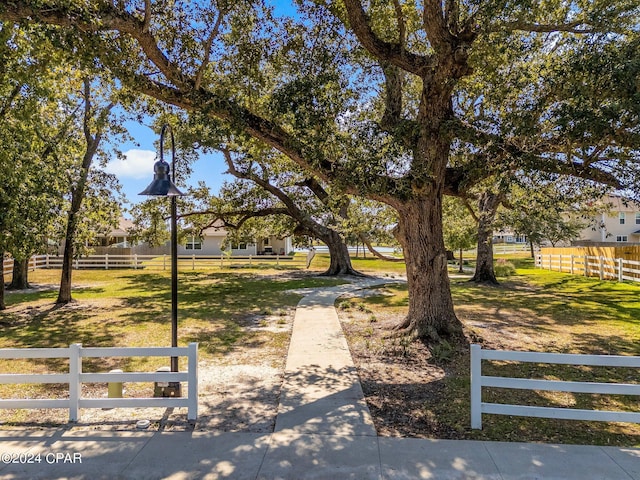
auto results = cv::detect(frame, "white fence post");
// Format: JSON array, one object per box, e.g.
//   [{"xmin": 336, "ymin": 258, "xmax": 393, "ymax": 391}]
[
  {"xmin": 618, "ymin": 258, "xmax": 624, "ymax": 282},
  {"xmin": 559, "ymin": 254, "xmax": 563, "ymax": 272},
  {"xmin": 570, "ymin": 254, "xmax": 574, "ymax": 275},
  {"xmin": 192, "ymin": 254, "xmax": 195, "ymax": 270},
  {"xmin": 134, "ymin": 254, "xmax": 138, "ymax": 270},
  {"xmin": 187, "ymin": 342, "xmax": 198, "ymax": 421},
  {"xmin": 220, "ymin": 254, "xmax": 224, "ymax": 267},
  {"xmin": 105, "ymin": 253, "xmax": 109, "ymax": 270},
  {"xmin": 470, "ymin": 344, "xmax": 482, "ymax": 429},
  {"xmin": 548, "ymin": 254, "xmax": 552, "ymax": 271},
  {"xmin": 599, "ymin": 256, "xmax": 604, "ymax": 280},
  {"xmin": 69, "ymin": 343, "xmax": 82, "ymax": 422},
  {"xmin": 584, "ymin": 255, "xmax": 589, "ymax": 276},
  {"xmin": 163, "ymin": 254, "xmax": 167, "ymax": 270}
]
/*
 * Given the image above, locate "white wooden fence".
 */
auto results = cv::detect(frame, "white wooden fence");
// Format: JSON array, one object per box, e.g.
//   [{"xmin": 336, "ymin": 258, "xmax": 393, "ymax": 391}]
[
  {"xmin": 0, "ymin": 343, "xmax": 198, "ymax": 422},
  {"xmin": 536, "ymin": 253, "xmax": 640, "ymax": 283},
  {"xmin": 3, "ymin": 253, "xmax": 306, "ymax": 275},
  {"xmin": 470, "ymin": 344, "xmax": 640, "ymax": 429}
]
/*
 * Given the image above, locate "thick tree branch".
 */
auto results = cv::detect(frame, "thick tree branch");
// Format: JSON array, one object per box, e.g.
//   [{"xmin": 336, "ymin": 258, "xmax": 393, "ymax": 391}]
[
  {"xmin": 1, "ymin": 1, "xmax": 193, "ymax": 89},
  {"xmin": 423, "ymin": 0, "xmax": 455, "ymax": 52},
  {"xmin": 358, "ymin": 233, "xmax": 404, "ymax": 262},
  {"xmin": 221, "ymin": 148, "xmax": 308, "ymax": 221},
  {"xmin": 444, "ymin": 0, "xmax": 459, "ymax": 34},
  {"xmin": 142, "ymin": 0, "xmax": 151, "ymax": 33},
  {"xmin": 461, "ymin": 197, "xmax": 478, "ymax": 222},
  {"xmin": 341, "ymin": 0, "xmax": 434, "ymax": 76},
  {"xmin": 1, "ymin": 1, "xmax": 406, "ymax": 208},
  {"xmin": 380, "ymin": 62, "xmax": 404, "ymax": 130}
]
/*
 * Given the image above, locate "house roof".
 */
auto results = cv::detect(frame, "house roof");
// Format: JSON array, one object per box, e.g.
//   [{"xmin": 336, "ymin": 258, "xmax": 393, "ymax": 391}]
[{"xmin": 110, "ymin": 218, "xmax": 135, "ymax": 237}]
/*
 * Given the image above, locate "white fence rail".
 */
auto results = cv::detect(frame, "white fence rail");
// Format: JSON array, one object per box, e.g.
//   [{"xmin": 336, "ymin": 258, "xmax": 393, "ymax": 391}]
[
  {"xmin": 536, "ymin": 253, "xmax": 640, "ymax": 283},
  {"xmin": 470, "ymin": 344, "xmax": 640, "ymax": 429},
  {"xmin": 0, "ymin": 343, "xmax": 198, "ymax": 421},
  {"xmin": 4, "ymin": 253, "xmax": 307, "ymax": 273}
]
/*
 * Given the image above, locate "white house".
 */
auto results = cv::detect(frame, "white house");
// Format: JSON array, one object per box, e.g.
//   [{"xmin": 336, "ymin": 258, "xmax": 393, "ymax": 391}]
[
  {"xmin": 577, "ymin": 196, "xmax": 640, "ymax": 244},
  {"xmin": 493, "ymin": 230, "xmax": 527, "ymax": 244},
  {"xmin": 179, "ymin": 223, "xmax": 293, "ymax": 256}
]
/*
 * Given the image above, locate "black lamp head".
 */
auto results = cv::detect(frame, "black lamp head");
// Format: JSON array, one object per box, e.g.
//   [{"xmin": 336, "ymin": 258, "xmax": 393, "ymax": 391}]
[{"xmin": 139, "ymin": 158, "xmax": 185, "ymax": 196}]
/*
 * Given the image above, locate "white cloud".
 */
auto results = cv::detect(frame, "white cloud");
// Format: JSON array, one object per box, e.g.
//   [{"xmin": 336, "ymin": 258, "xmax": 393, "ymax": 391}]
[{"xmin": 105, "ymin": 149, "xmax": 157, "ymax": 179}]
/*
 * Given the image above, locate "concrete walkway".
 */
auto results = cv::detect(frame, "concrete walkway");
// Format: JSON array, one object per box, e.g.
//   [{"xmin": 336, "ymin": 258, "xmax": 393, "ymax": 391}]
[{"xmin": 1, "ymin": 278, "xmax": 639, "ymax": 479}]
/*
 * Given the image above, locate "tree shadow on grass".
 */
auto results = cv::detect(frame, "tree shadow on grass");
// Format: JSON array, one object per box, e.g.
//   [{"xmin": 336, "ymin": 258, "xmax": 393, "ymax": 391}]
[{"xmin": 359, "ymin": 348, "xmax": 640, "ymax": 446}]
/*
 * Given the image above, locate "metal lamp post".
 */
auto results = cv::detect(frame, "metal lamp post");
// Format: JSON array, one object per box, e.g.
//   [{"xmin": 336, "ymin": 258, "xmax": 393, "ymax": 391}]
[{"xmin": 139, "ymin": 124, "xmax": 185, "ymax": 396}]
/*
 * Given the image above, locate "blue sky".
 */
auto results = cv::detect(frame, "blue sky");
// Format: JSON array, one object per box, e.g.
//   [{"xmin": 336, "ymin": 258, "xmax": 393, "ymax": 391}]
[{"xmin": 104, "ymin": 120, "xmax": 228, "ymax": 211}]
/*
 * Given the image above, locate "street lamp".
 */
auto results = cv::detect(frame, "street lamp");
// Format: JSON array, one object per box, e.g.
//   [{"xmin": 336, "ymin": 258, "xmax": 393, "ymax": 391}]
[{"xmin": 140, "ymin": 124, "xmax": 185, "ymax": 396}]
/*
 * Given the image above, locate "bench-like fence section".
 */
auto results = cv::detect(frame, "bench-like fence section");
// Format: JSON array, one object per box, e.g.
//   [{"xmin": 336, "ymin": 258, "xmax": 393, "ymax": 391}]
[
  {"xmin": 470, "ymin": 344, "xmax": 640, "ymax": 429},
  {"xmin": 0, "ymin": 343, "xmax": 198, "ymax": 421},
  {"xmin": 536, "ymin": 253, "xmax": 640, "ymax": 283}
]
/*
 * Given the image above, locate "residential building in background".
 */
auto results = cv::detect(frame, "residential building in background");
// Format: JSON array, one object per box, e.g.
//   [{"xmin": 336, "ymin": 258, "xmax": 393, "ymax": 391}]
[
  {"xmin": 575, "ymin": 196, "xmax": 640, "ymax": 245},
  {"xmin": 94, "ymin": 218, "xmax": 293, "ymax": 256},
  {"xmin": 493, "ymin": 230, "xmax": 527, "ymax": 244}
]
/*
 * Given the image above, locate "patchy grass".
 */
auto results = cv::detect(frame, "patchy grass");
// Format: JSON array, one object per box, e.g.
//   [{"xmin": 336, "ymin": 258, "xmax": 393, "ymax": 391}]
[
  {"xmin": 0, "ymin": 268, "xmax": 346, "ymax": 418},
  {"xmin": 340, "ymin": 260, "xmax": 640, "ymax": 446}
]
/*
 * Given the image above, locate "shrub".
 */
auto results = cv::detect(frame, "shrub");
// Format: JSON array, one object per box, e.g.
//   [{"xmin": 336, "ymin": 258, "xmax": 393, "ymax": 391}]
[{"xmin": 494, "ymin": 259, "xmax": 516, "ymax": 277}]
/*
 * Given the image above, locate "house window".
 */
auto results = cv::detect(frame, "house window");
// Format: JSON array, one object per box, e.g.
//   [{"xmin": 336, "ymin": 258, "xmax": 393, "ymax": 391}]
[
  {"xmin": 635, "ymin": 213, "xmax": 640, "ymax": 225},
  {"xmin": 185, "ymin": 237, "xmax": 202, "ymax": 250},
  {"xmin": 263, "ymin": 238, "xmax": 270, "ymax": 246},
  {"xmin": 231, "ymin": 243, "xmax": 247, "ymax": 250},
  {"xmin": 616, "ymin": 235, "xmax": 628, "ymax": 242},
  {"xmin": 619, "ymin": 212, "xmax": 626, "ymax": 224}
]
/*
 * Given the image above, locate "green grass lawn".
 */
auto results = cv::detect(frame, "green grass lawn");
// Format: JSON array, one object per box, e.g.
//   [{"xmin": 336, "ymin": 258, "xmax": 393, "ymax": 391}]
[{"xmin": 0, "ymin": 267, "xmax": 346, "ymax": 414}]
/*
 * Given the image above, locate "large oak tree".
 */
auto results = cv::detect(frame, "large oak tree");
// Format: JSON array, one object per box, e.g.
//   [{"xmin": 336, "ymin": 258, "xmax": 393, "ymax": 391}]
[{"xmin": 1, "ymin": 1, "xmax": 637, "ymax": 342}]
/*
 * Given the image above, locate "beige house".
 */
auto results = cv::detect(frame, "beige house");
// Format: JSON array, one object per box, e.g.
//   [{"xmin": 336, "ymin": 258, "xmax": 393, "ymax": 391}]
[
  {"xmin": 576, "ymin": 196, "xmax": 640, "ymax": 244},
  {"xmin": 94, "ymin": 218, "xmax": 136, "ymax": 247},
  {"xmin": 97, "ymin": 218, "xmax": 292, "ymax": 256}
]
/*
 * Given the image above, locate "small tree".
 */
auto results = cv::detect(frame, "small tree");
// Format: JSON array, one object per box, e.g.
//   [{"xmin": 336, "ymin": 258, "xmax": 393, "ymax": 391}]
[
  {"xmin": 443, "ymin": 197, "xmax": 477, "ymax": 273},
  {"xmin": 56, "ymin": 78, "xmax": 123, "ymax": 304}
]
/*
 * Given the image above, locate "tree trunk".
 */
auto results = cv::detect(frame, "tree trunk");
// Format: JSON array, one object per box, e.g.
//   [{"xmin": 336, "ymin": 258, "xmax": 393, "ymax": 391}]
[
  {"xmin": 458, "ymin": 248, "xmax": 464, "ymax": 273},
  {"xmin": 0, "ymin": 259, "xmax": 5, "ymax": 310},
  {"xmin": 56, "ymin": 214, "xmax": 77, "ymax": 304},
  {"xmin": 393, "ymin": 196, "xmax": 464, "ymax": 343},
  {"xmin": 529, "ymin": 240, "xmax": 535, "ymax": 258},
  {"xmin": 9, "ymin": 258, "xmax": 29, "ymax": 289},
  {"xmin": 470, "ymin": 192, "xmax": 501, "ymax": 285},
  {"xmin": 57, "ymin": 78, "xmax": 104, "ymax": 304},
  {"xmin": 320, "ymin": 230, "xmax": 362, "ymax": 276}
]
